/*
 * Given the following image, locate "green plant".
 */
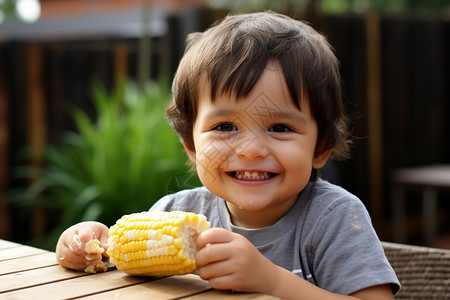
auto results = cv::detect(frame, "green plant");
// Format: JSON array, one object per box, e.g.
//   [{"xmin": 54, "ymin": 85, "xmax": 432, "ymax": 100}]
[{"xmin": 19, "ymin": 81, "xmax": 201, "ymax": 249}]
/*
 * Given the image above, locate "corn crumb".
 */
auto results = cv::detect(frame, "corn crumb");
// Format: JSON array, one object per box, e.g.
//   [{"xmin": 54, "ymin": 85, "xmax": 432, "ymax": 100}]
[
  {"xmin": 85, "ymin": 239, "xmax": 104, "ymax": 254},
  {"xmin": 82, "ymin": 238, "xmax": 106, "ymax": 273},
  {"xmin": 84, "ymin": 261, "xmax": 107, "ymax": 273}
]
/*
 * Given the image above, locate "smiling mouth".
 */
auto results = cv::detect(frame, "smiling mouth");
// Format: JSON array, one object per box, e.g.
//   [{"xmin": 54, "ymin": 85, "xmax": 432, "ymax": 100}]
[{"xmin": 229, "ymin": 171, "xmax": 276, "ymax": 180}]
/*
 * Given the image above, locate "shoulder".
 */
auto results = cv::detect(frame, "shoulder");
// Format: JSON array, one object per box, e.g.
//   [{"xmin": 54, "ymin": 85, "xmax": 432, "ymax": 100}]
[
  {"xmin": 310, "ymin": 178, "xmax": 359, "ymax": 201},
  {"xmin": 305, "ymin": 179, "xmax": 365, "ymax": 217},
  {"xmin": 302, "ymin": 179, "xmax": 400, "ymax": 294},
  {"xmin": 299, "ymin": 179, "xmax": 379, "ymax": 264},
  {"xmin": 149, "ymin": 186, "xmax": 214, "ymax": 212},
  {"xmin": 303, "ymin": 179, "xmax": 372, "ymax": 233}
]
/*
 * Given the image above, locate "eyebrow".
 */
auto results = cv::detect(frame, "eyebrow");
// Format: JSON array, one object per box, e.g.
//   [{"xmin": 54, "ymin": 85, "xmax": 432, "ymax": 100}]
[
  {"xmin": 205, "ymin": 108, "xmax": 308, "ymax": 124},
  {"xmin": 247, "ymin": 107, "xmax": 308, "ymax": 125},
  {"xmin": 203, "ymin": 108, "xmax": 237, "ymax": 119},
  {"xmin": 274, "ymin": 110, "xmax": 307, "ymax": 122}
]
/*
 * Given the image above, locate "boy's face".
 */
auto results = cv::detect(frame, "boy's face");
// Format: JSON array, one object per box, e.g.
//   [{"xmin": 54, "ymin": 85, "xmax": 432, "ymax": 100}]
[{"xmin": 185, "ymin": 61, "xmax": 331, "ymax": 228}]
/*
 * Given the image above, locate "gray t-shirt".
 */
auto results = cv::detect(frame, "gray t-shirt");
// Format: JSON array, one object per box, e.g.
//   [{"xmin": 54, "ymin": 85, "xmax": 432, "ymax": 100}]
[{"xmin": 150, "ymin": 178, "xmax": 400, "ymax": 295}]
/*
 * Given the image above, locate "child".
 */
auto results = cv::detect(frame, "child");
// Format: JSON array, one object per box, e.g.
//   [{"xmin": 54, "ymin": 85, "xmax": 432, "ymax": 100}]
[{"xmin": 56, "ymin": 11, "xmax": 400, "ymax": 299}]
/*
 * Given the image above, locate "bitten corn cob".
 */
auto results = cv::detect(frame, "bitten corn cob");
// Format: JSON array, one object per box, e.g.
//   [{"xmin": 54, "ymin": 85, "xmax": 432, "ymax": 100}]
[{"xmin": 107, "ymin": 211, "xmax": 210, "ymax": 276}]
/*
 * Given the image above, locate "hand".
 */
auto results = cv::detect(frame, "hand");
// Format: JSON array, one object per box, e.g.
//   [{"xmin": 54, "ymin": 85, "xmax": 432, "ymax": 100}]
[
  {"xmin": 55, "ymin": 221, "xmax": 109, "ymax": 272},
  {"xmin": 195, "ymin": 228, "xmax": 277, "ymax": 294}
]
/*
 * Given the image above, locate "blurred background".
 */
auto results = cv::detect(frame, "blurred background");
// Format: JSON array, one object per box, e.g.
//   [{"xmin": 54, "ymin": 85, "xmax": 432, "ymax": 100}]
[{"xmin": 0, "ymin": 0, "xmax": 449, "ymax": 250}]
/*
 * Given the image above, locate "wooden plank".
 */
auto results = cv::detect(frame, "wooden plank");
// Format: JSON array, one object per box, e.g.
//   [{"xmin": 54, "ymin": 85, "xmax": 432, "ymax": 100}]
[
  {"xmin": 0, "ymin": 269, "xmax": 150, "ymax": 299},
  {"xmin": 0, "ymin": 265, "xmax": 87, "ymax": 293},
  {"xmin": 114, "ymin": 43, "xmax": 128, "ymax": 84},
  {"xmin": 0, "ymin": 252, "xmax": 57, "ymax": 275},
  {"xmin": 0, "ymin": 53, "xmax": 11, "ymax": 240},
  {"xmin": 187, "ymin": 289, "xmax": 280, "ymax": 299},
  {"xmin": 26, "ymin": 43, "xmax": 47, "ymax": 238},
  {"xmin": 0, "ymin": 240, "xmax": 21, "ymax": 250},
  {"xmin": 46, "ymin": 44, "xmax": 64, "ymax": 143},
  {"xmin": 78, "ymin": 274, "xmax": 211, "ymax": 299},
  {"xmin": 26, "ymin": 43, "xmax": 46, "ymax": 169},
  {"xmin": 0, "ymin": 245, "xmax": 48, "ymax": 261},
  {"xmin": 365, "ymin": 11, "xmax": 384, "ymax": 225}
]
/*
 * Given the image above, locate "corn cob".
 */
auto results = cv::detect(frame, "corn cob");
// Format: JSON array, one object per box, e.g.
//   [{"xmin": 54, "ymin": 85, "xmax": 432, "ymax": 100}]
[{"xmin": 107, "ymin": 211, "xmax": 210, "ymax": 276}]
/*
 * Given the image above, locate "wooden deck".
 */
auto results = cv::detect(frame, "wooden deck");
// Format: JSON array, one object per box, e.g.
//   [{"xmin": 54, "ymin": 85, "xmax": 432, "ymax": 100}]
[{"xmin": 0, "ymin": 239, "xmax": 278, "ymax": 299}]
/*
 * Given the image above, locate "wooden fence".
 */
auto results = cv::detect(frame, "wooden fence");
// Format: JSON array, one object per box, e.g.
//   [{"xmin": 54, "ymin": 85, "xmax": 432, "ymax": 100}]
[
  {"xmin": 320, "ymin": 14, "xmax": 450, "ymax": 236},
  {"xmin": 1, "ymin": 10, "xmax": 449, "ymax": 244}
]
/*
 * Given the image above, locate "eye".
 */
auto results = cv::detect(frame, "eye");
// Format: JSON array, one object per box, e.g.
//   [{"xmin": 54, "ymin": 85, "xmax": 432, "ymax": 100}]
[
  {"xmin": 213, "ymin": 123, "xmax": 237, "ymax": 132},
  {"xmin": 269, "ymin": 124, "xmax": 292, "ymax": 133}
]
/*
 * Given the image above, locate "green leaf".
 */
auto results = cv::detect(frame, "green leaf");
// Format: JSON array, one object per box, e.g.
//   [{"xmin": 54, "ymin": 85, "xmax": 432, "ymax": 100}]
[{"xmin": 12, "ymin": 80, "xmax": 201, "ymax": 248}]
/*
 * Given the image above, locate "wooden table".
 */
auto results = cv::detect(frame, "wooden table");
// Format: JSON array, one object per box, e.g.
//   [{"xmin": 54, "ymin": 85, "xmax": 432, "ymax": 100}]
[
  {"xmin": 0, "ymin": 239, "xmax": 277, "ymax": 299},
  {"xmin": 390, "ymin": 164, "xmax": 450, "ymax": 245}
]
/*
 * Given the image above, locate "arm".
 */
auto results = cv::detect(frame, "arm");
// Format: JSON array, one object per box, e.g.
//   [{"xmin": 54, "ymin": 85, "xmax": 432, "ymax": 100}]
[
  {"xmin": 55, "ymin": 221, "xmax": 109, "ymax": 272},
  {"xmin": 271, "ymin": 266, "xmax": 393, "ymax": 300},
  {"xmin": 195, "ymin": 228, "xmax": 393, "ymax": 300}
]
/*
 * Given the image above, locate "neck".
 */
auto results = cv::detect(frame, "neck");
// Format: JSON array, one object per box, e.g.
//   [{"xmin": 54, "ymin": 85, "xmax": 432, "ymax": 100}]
[{"xmin": 225, "ymin": 197, "xmax": 296, "ymax": 229}]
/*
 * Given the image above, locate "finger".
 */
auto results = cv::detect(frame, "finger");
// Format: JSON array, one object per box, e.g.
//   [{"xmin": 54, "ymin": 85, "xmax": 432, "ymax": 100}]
[
  {"xmin": 80, "ymin": 222, "xmax": 110, "ymax": 255},
  {"xmin": 67, "ymin": 233, "xmax": 91, "ymax": 256},
  {"xmin": 60, "ymin": 242, "xmax": 104, "ymax": 271},
  {"xmin": 196, "ymin": 228, "xmax": 233, "ymax": 250},
  {"xmin": 195, "ymin": 242, "xmax": 231, "ymax": 267},
  {"xmin": 76, "ymin": 227, "xmax": 96, "ymax": 245},
  {"xmin": 60, "ymin": 242, "xmax": 95, "ymax": 264},
  {"xmin": 58, "ymin": 258, "xmax": 86, "ymax": 272},
  {"xmin": 57, "ymin": 246, "xmax": 91, "ymax": 271},
  {"xmin": 65, "ymin": 256, "xmax": 102, "ymax": 272},
  {"xmin": 76, "ymin": 226, "xmax": 106, "ymax": 255},
  {"xmin": 197, "ymin": 258, "xmax": 233, "ymax": 280},
  {"xmin": 208, "ymin": 274, "xmax": 240, "ymax": 291},
  {"xmin": 98, "ymin": 228, "xmax": 110, "ymax": 256},
  {"xmin": 66, "ymin": 235, "xmax": 82, "ymax": 255}
]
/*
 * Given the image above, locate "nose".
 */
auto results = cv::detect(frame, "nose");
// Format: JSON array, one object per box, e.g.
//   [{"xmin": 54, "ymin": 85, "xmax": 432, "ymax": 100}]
[{"xmin": 234, "ymin": 132, "xmax": 269, "ymax": 160}]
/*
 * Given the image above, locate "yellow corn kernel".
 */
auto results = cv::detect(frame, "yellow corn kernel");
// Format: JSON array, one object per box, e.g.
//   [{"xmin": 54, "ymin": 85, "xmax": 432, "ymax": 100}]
[{"xmin": 107, "ymin": 211, "xmax": 210, "ymax": 276}]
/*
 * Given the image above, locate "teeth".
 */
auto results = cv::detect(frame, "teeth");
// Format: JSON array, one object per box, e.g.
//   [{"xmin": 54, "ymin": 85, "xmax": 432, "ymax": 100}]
[{"xmin": 235, "ymin": 171, "xmax": 270, "ymax": 180}]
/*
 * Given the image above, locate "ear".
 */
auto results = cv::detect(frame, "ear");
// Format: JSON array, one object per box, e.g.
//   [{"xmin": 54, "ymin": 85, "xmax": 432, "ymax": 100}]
[
  {"xmin": 312, "ymin": 148, "xmax": 332, "ymax": 169},
  {"xmin": 183, "ymin": 144, "xmax": 196, "ymax": 165}
]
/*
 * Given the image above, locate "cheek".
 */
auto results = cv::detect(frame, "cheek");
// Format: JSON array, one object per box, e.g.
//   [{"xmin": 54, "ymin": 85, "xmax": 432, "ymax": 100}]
[
  {"xmin": 281, "ymin": 145, "xmax": 314, "ymax": 173},
  {"xmin": 194, "ymin": 140, "xmax": 233, "ymax": 172},
  {"xmin": 194, "ymin": 142, "xmax": 233, "ymax": 187}
]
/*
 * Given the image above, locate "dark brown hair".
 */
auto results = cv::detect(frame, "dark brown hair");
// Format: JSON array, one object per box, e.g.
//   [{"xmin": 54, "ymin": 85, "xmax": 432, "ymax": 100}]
[{"xmin": 167, "ymin": 11, "xmax": 351, "ymax": 160}]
